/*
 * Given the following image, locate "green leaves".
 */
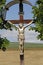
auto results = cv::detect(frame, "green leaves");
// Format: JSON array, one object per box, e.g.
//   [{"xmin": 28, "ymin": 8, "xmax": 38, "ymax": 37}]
[
  {"xmin": 36, "ymin": 0, "xmax": 43, "ymax": 4},
  {"xmin": 0, "ymin": 0, "xmax": 6, "ymax": 5},
  {"xmin": 2, "ymin": 37, "xmax": 10, "ymax": 48},
  {"xmin": 4, "ymin": 22, "xmax": 12, "ymax": 30},
  {"xmin": 0, "ymin": 0, "xmax": 6, "ymax": 10},
  {"xmin": 0, "ymin": 0, "xmax": 18, "ymax": 50},
  {"xmin": 31, "ymin": 0, "xmax": 43, "ymax": 40},
  {"xmin": 0, "ymin": 37, "xmax": 10, "ymax": 51}
]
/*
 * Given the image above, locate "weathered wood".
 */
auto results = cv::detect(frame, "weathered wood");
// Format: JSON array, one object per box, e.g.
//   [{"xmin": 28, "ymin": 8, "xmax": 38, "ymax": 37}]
[
  {"xmin": 7, "ymin": 19, "xmax": 32, "ymax": 24},
  {"xmin": 20, "ymin": 54, "xmax": 24, "ymax": 65}
]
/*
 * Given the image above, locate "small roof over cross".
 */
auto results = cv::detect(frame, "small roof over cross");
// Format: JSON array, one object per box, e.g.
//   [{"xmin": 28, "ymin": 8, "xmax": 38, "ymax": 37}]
[
  {"xmin": 5, "ymin": 0, "xmax": 32, "ymax": 9},
  {"xmin": 5, "ymin": 0, "xmax": 33, "ymax": 24}
]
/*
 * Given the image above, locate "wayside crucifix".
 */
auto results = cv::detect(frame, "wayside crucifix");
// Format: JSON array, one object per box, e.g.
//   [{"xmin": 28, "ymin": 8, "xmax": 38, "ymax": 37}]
[{"xmin": 0, "ymin": 0, "xmax": 33, "ymax": 65}]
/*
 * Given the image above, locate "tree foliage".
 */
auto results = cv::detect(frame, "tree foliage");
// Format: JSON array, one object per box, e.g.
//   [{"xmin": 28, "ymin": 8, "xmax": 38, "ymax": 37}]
[
  {"xmin": 0, "ymin": 0, "xmax": 18, "ymax": 50},
  {"xmin": 0, "ymin": 36, "xmax": 10, "ymax": 51},
  {"xmin": 0, "ymin": 0, "xmax": 13, "ymax": 30},
  {"xmin": 0, "ymin": 0, "xmax": 6, "ymax": 9},
  {"xmin": 30, "ymin": 0, "xmax": 43, "ymax": 40},
  {"xmin": 0, "ymin": 0, "xmax": 12, "ymax": 51}
]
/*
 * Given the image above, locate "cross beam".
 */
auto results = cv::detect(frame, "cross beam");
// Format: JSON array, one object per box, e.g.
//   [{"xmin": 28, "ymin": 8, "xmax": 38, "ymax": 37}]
[{"xmin": 7, "ymin": 19, "xmax": 32, "ymax": 24}]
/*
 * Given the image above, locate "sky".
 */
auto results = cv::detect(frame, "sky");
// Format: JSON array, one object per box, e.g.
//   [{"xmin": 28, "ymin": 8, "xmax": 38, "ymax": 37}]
[
  {"xmin": 6, "ymin": 0, "xmax": 36, "ymax": 20},
  {"xmin": 0, "ymin": 0, "xmax": 43, "ymax": 43}
]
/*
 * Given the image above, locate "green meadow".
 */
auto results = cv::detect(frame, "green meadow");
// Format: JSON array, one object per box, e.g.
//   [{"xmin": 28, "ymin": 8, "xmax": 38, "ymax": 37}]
[{"xmin": 8, "ymin": 42, "xmax": 43, "ymax": 50}]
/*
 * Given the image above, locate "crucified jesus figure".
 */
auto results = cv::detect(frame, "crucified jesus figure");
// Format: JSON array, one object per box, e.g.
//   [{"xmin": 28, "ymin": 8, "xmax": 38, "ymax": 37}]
[
  {"xmin": 8, "ymin": 20, "xmax": 33, "ymax": 55},
  {"xmin": 17, "ymin": 21, "xmax": 33, "ymax": 55}
]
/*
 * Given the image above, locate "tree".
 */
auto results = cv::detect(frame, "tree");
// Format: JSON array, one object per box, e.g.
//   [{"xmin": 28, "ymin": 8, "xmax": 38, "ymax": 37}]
[
  {"xmin": 0, "ymin": 36, "xmax": 3, "ymax": 49},
  {"xmin": 2, "ymin": 37, "xmax": 10, "ymax": 51},
  {"xmin": 0, "ymin": 0, "xmax": 12, "ymax": 30},
  {"xmin": 0, "ymin": 36, "xmax": 10, "ymax": 51},
  {"xmin": 0, "ymin": 0, "xmax": 6, "ymax": 7},
  {"xmin": 0, "ymin": 0, "xmax": 11, "ymax": 51},
  {"xmin": 0, "ymin": 0, "xmax": 17, "ymax": 51},
  {"xmin": 30, "ymin": 0, "xmax": 43, "ymax": 40}
]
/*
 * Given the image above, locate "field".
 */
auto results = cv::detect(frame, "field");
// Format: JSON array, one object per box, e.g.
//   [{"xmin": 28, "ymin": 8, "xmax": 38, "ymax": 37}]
[
  {"xmin": 8, "ymin": 42, "xmax": 43, "ymax": 50},
  {"xmin": 0, "ymin": 43, "xmax": 43, "ymax": 65}
]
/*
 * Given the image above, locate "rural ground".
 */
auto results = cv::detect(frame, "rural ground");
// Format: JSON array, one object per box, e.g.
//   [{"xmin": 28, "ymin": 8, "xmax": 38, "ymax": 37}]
[{"xmin": 0, "ymin": 49, "xmax": 43, "ymax": 65}]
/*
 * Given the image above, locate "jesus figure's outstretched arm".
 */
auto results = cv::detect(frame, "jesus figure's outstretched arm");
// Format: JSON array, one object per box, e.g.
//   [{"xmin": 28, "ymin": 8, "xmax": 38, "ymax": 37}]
[{"xmin": 24, "ymin": 20, "xmax": 33, "ymax": 29}]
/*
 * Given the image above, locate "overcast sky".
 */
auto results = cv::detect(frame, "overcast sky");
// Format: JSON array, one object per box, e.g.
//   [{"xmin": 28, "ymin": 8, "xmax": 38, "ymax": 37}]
[{"xmin": 0, "ymin": 0, "xmax": 43, "ymax": 43}]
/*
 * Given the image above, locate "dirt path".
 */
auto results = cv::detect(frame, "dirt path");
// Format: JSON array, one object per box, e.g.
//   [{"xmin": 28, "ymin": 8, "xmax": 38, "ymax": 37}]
[{"xmin": 0, "ymin": 49, "xmax": 43, "ymax": 65}]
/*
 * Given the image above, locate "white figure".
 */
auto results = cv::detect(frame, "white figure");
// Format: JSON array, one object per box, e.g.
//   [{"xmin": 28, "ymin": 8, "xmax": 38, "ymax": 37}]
[
  {"xmin": 8, "ymin": 21, "xmax": 33, "ymax": 54},
  {"xmin": 17, "ymin": 21, "xmax": 33, "ymax": 54},
  {"xmin": 18, "ymin": 23, "xmax": 24, "ymax": 55}
]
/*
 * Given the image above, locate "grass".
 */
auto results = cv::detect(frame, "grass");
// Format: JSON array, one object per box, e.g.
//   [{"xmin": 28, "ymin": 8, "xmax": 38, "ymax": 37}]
[{"xmin": 7, "ymin": 42, "xmax": 43, "ymax": 50}]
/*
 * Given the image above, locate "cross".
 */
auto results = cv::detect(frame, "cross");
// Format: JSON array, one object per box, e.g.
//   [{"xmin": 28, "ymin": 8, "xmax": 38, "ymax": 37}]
[
  {"xmin": 8, "ymin": 9, "xmax": 33, "ymax": 65},
  {"xmin": 2, "ymin": 0, "xmax": 33, "ymax": 65}
]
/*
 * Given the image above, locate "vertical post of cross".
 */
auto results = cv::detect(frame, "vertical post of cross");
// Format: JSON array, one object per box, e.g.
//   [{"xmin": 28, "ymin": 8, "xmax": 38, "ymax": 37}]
[{"xmin": 19, "ymin": 0, "xmax": 24, "ymax": 65}]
